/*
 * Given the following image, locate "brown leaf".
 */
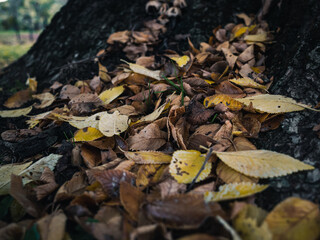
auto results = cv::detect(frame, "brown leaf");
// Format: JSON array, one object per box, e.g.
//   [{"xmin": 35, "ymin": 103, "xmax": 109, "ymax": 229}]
[
  {"xmin": 145, "ymin": 194, "xmax": 226, "ymax": 229},
  {"xmin": 211, "ymin": 120, "xmax": 233, "ymax": 152},
  {"xmin": 1, "ymin": 129, "xmax": 39, "ymax": 142},
  {"xmin": 87, "ymin": 137, "xmax": 115, "ymax": 150},
  {"xmin": 261, "ymin": 114, "xmax": 285, "ymax": 132},
  {"xmin": 159, "ymin": 178, "xmax": 186, "ymax": 199},
  {"xmin": 120, "ymin": 181, "xmax": 145, "ymax": 221},
  {"xmin": 34, "ymin": 167, "xmax": 59, "ymax": 200},
  {"xmin": 222, "ymin": 48, "xmax": 238, "ymax": 69},
  {"xmin": 81, "ymin": 144, "xmax": 101, "ymax": 168},
  {"xmin": 0, "ymin": 223, "xmax": 24, "ymax": 240},
  {"xmin": 69, "ymin": 93, "xmax": 103, "ymax": 115},
  {"xmin": 238, "ymin": 45, "xmax": 255, "ymax": 63},
  {"xmin": 9, "ymin": 175, "xmax": 42, "ymax": 218},
  {"xmin": 37, "ymin": 211, "xmax": 67, "ymax": 240},
  {"xmin": 214, "ymin": 81, "xmax": 245, "ymax": 98},
  {"xmin": 107, "ymin": 30, "xmax": 130, "ymax": 44},
  {"xmin": 227, "ymin": 137, "xmax": 257, "ymax": 152},
  {"xmin": 4, "ymin": 89, "xmax": 32, "ymax": 108},
  {"xmin": 186, "ymin": 99, "xmax": 214, "ymax": 125},
  {"xmin": 59, "ymin": 84, "xmax": 80, "ymax": 100},
  {"xmin": 127, "ymin": 123, "xmax": 167, "ymax": 151},
  {"xmin": 91, "ymin": 169, "xmax": 136, "ymax": 197}
]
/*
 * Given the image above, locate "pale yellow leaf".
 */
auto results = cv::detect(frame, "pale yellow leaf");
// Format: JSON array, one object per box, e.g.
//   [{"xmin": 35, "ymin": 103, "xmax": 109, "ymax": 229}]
[
  {"xmin": 235, "ymin": 94, "xmax": 320, "ymax": 113},
  {"xmin": 68, "ymin": 112, "xmax": 106, "ymax": 129},
  {"xmin": 215, "ymin": 150, "xmax": 314, "ymax": 178},
  {"xmin": 124, "ymin": 151, "xmax": 172, "ymax": 164},
  {"xmin": 204, "ymin": 182, "xmax": 268, "ymax": 202},
  {"xmin": 26, "ymin": 77, "xmax": 37, "ymax": 92},
  {"xmin": 244, "ymin": 32, "xmax": 268, "ymax": 42},
  {"xmin": 229, "ymin": 77, "xmax": 267, "ymax": 90},
  {"xmin": 98, "ymin": 85, "xmax": 125, "ymax": 104},
  {"xmin": 98, "ymin": 111, "xmax": 130, "ymax": 137},
  {"xmin": 124, "ymin": 61, "xmax": 161, "ymax": 80},
  {"xmin": 33, "ymin": 92, "xmax": 56, "ymax": 109},
  {"xmin": 0, "ymin": 106, "xmax": 33, "ymax": 118},
  {"xmin": 138, "ymin": 101, "xmax": 169, "ymax": 123},
  {"xmin": 216, "ymin": 162, "xmax": 258, "ymax": 184},
  {"xmin": 265, "ymin": 197, "xmax": 320, "ymax": 240},
  {"xmin": 169, "ymin": 150, "xmax": 212, "ymax": 184},
  {"xmin": 0, "ymin": 162, "xmax": 33, "ymax": 196},
  {"xmin": 73, "ymin": 127, "xmax": 104, "ymax": 142},
  {"xmin": 170, "ymin": 55, "xmax": 190, "ymax": 67}
]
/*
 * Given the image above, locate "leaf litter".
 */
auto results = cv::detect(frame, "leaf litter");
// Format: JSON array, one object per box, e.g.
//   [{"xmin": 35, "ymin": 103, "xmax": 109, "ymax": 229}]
[{"xmin": 0, "ymin": 3, "xmax": 319, "ymax": 240}]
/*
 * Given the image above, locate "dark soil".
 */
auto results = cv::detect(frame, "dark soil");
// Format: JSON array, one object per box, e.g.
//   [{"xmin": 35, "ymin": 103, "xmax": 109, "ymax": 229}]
[{"xmin": 0, "ymin": 0, "xmax": 319, "ymax": 211}]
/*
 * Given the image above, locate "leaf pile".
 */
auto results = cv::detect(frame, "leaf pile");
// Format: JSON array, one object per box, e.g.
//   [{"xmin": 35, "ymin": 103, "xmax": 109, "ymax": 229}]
[{"xmin": 0, "ymin": 3, "xmax": 319, "ymax": 240}]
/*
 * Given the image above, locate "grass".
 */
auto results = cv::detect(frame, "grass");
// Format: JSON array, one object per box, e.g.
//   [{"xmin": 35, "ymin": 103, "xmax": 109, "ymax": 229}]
[{"xmin": 0, "ymin": 31, "xmax": 38, "ymax": 69}]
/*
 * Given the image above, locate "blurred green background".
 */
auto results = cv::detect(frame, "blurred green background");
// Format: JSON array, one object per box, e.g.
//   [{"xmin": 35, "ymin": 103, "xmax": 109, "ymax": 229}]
[{"xmin": 0, "ymin": 0, "xmax": 66, "ymax": 69}]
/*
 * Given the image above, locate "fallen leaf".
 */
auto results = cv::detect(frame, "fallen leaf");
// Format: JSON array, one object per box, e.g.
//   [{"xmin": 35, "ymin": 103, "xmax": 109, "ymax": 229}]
[
  {"xmin": 125, "ymin": 61, "xmax": 161, "ymax": 80},
  {"xmin": 37, "ymin": 211, "xmax": 67, "ymax": 240},
  {"xmin": 124, "ymin": 151, "xmax": 172, "ymax": 164},
  {"xmin": 0, "ymin": 106, "xmax": 33, "ymax": 118},
  {"xmin": 217, "ymin": 162, "xmax": 258, "ymax": 184},
  {"xmin": 222, "ymin": 48, "xmax": 237, "ymax": 69},
  {"xmin": 229, "ymin": 77, "xmax": 267, "ymax": 90},
  {"xmin": 136, "ymin": 164, "xmax": 166, "ymax": 189},
  {"xmin": 98, "ymin": 62, "xmax": 111, "ymax": 82},
  {"xmin": 204, "ymin": 94, "xmax": 242, "ymax": 111},
  {"xmin": 265, "ymin": 197, "xmax": 320, "ymax": 240},
  {"xmin": 119, "ymin": 181, "xmax": 145, "ymax": 221},
  {"xmin": 107, "ymin": 30, "xmax": 130, "ymax": 44},
  {"xmin": 214, "ymin": 150, "xmax": 314, "ymax": 178},
  {"xmin": 4, "ymin": 89, "xmax": 32, "ymax": 108},
  {"xmin": 98, "ymin": 85, "xmax": 125, "ymax": 104},
  {"xmin": 34, "ymin": 167, "xmax": 59, "ymax": 200},
  {"xmin": 159, "ymin": 178, "xmax": 186, "ymax": 199},
  {"xmin": 244, "ymin": 32, "xmax": 269, "ymax": 43},
  {"xmin": 235, "ymin": 94, "xmax": 320, "ymax": 113},
  {"xmin": 97, "ymin": 112, "xmax": 129, "ymax": 138},
  {"xmin": 81, "ymin": 144, "xmax": 101, "ymax": 168},
  {"xmin": 169, "ymin": 150, "xmax": 212, "ymax": 184},
  {"xmin": 170, "ymin": 55, "xmax": 190, "ymax": 68},
  {"xmin": 68, "ymin": 112, "xmax": 105, "ymax": 129},
  {"xmin": 204, "ymin": 182, "xmax": 268, "ymax": 202},
  {"xmin": 59, "ymin": 84, "xmax": 80, "ymax": 100},
  {"xmin": 69, "ymin": 93, "xmax": 103, "ymax": 115},
  {"xmin": 74, "ymin": 127, "xmax": 104, "ymax": 142},
  {"xmin": 33, "ymin": 92, "xmax": 56, "ymax": 109}
]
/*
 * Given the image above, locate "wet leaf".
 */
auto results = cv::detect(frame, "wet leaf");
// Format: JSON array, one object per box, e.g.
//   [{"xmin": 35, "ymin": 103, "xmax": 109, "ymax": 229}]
[
  {"xmin": 169, "ymin": 150, "xmax": 212, "ymax": 184},
  {"xmin": 0, "ymin": 105, "xmax": 33, "ymax": 118},
  {"xmin": 204, "ymin": 182, "xmax": 268, "ymax": 202},
  {"xmin": 215, "ymin": 150, "xmax": 314, "ymax": 178},
  {"xmin": 98, "ymin": 111, "xmax": 130, "ymax": 137},
  {"xmin": 265, "ymin": 197, "xmax": 320, "ymax": 240}
]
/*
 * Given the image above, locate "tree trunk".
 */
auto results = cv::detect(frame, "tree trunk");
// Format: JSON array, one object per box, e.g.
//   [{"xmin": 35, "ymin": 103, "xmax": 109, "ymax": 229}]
[{"xmin": 0, "ymin": 0, "xmax": 319, "ymax": 208}]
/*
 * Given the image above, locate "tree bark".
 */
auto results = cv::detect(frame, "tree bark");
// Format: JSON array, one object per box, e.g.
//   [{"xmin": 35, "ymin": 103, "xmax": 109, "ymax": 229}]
[{"xmin": 0, "ymin": 0, "xmax": 319, "ymax": 208}]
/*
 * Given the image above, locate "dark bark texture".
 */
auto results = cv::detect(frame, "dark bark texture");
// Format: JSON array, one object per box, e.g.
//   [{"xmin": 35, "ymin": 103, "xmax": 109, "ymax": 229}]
[{"xmin": 0, "ymin": 0, "xmax": 319, "ymax": 209}]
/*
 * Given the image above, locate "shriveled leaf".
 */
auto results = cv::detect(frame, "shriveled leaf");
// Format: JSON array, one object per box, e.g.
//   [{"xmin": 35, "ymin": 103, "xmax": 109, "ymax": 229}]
[
  {"xmin": 170, "ymin": 55, "xmax": 190, "ymax": 67},
  {"xmin": 33, "ymin": 92, "xmax": 56, "ymax": 109},
  {"xmin": 215, "ymin": 150, "xmax": 314, "ymax": 178},
  {"xmin": 0, "ymin": 106, "xmax": 33, "ymax": 118},
  {"xmin": 124, "ymin": 151, "xmax": 172, "ymax": 164},
  {"xmin": 204, "ymin": 182, "xmax": 268, "ymax": 202},
  {"xmin": 230, "ymin": 77, "xmax": 267, "ymax": 90},
  {"xmin": 169, "ymin": 150, "xmax": 212, "ymax": 184},
  {"xmin": 125, "ymin": 61, "xmax": 161, "ymax": 80},
  {"xmin": 204, "ymin": 94, "xmax": 242, "ymax": 111},
  {"xmin": 74, "ymin": 127, "xmax": 104, "ymax": 142},
  {"xmin": 98, "ymin": 85, "xmax": 125, "ymax": 104},
  {"xmin": 98, "ymin": 111, "xmax": 130, "ymax": 137},
  {"xmin": 265, "ymin": 197, "xmax": 320, "ymax": 240}
]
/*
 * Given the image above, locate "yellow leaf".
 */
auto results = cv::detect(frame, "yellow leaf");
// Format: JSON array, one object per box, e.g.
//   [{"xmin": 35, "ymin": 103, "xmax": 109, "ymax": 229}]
[
  {"xmin": 33, "ymin": 92, "xmax": 56, "ymax": 109},
  {"xmin": 229, "ymin": 77, "xmax": 267, "ymax": 90},
  {"xmin": 233, "ymin": 204, "xmax": 272, "ymax": 240},
  {"xmin": 0, "ymin": 162, "xmax": 33, "ymax": 196},
  {"xmin": 215, "ymin": 150, "xmax": 314, "ymax": 178},
  {"xmin": 124, "ymin": 151, "xmax": 172, "ymax": 164},
  {"xmin": 170, "ymin": 55, "xmax": 190, "ymax": 68},
  {"xmin": 124, "ymin": 60, "xmax": 161, "ymax": 80},
  {"xmin": 136, "ymin": 164, "xmax": 166, "ymax": 189},
  {"xmin": 217, "ymin": 162, "xmax": 258, "ymax": 184},
  {"xmin": 98, "ymin": 111, "xmax": 130, "ymax": 137},
  {"xmin": 26, "ymin": 77, "xmax": 37, "ymax": 93},
  {"xmin": 235, "ymin": 94, "xmax": 320, "ymax": 113},
  {"xmin": 265, "ymin": 197, "xmax": 320, "ymax": 240},
  {"xmin": 98, "ymin": 85, "xmax": 125, "ymax": 104},
  {"xmin": 169, "ymin": 150, "xmax": 212, "ymax": 184},
  {"xmin": 234, "ymin": 26, "xmax": 249, "ymax": 39},
  {"xmin": 98, "ymin": 62, "xmax": 111, "ymax": 82},
  {"xmin": 204, "ymin": 182, "xmax": 268, "ymax": 202},
  {"xmin": 0, "ymin": 106, "xmax": 33, "ymax": 118},
  {"xmin": 73, "ymin": 127, "xmax": 104, "ymax": 142},
  {"xmin": 204, "ymin": 94, "xmax": 243, "ymax": 111},
  {"xmin": 244, "ymin": 32, "xmax": 268, "ymax": 42},
  {"xmin": 4, "ymin": 89, "xmax": 32, "ymax": 108}
]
